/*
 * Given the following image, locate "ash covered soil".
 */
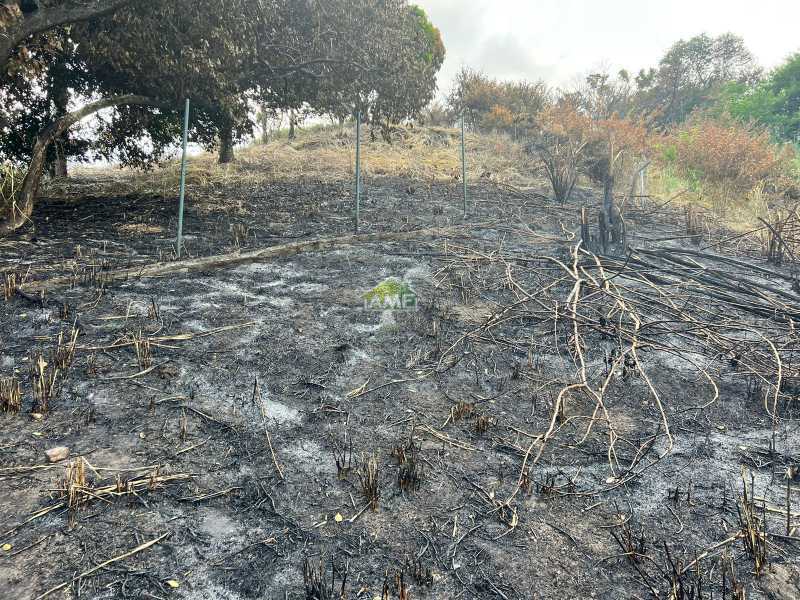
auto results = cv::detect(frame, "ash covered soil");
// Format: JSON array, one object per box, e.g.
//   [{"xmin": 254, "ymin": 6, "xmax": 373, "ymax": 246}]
[{"xmin": 1, "ymin": 171, "xmax": 800, "ymax": 599}]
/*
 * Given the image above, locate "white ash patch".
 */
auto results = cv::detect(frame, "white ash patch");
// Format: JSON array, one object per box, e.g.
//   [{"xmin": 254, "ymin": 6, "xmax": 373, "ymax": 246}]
[
  {"xmin": 403, "ymin": 263, "xmax": 432, "ymax": 284},
  {"xmin": 283, "ymin": 439, "xmax": 334, "ymax": 476},
  {"xmin": 196, "ymin": 280, "xmax": 248, "ymax": 299},
  {"xmin": 261, "ymin": 397, "xmax": 302, "ymax": 427},
  {"xmin": 235, "ymin": 262, "xmax": 308, "ymax": 279},
  {"xmin": 345, "ymin": 348, "xmax": 372, "ymax": 368},
  {"xmin": 182, "ymin": 319, "xmax": 209, "ymax": 333},
  {"xmin": 266, "ymin": 296, "xmax": 293, "ymax": 309},
  {"xmin": 181, "ymin": 580, "xmax": 245, "ymax": 600},
  {"xmin": 290, "ymin": 282, "xmax": 329, "ymax": 294},
  {"xmin": 353, "ymin": 310, "xmax": 396, "ymax": 334},
  {"xmin": 269, "ymin": 565, "xmax": 301, "ymax": 589},
  {"xmin": 198, "ymin": 507, "xmax": 240, "ymax": 542},
  {"xmin": 261, "ymin": 279, "xmax": 286, "ymax": 288}
]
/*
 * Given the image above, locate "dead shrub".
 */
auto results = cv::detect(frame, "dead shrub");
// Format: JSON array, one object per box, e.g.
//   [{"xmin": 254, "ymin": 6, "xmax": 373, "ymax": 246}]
[
  {"xmin": 303, "ymin": 556, "xmax": 348, "ymax": 600},
  {"xmin": 30, "ymin": 353, "xmax": 59, "ymax": 413},
  {"xmin": 331, "ymin": 431, "xmax": 353, "ymax": 480},
  {"xmin": 0, "ymin": 376, "xmax": 22, "ymax": 413},
  {"xmin": 61, "ymin": 457, "xmax": 88, "ymax": 527},
  {"xmin": 0, "ymin": 163, "xmax": 23, "ymax": 225},
  {"xmin": 658, "ymin": 117, "xmax": 793, "ymax": 207},
  {"xmin": 130, "ymin": 330, "xmax": 152, "ymax": 371},
  {"xmin": 52, "ymin": 326, "xmax": 79, "ymax": 371},
  {"xmin": 737, "ymin": 472, "xmax": 768, "ymax": 575},
  {"xmin": 358, "ymin": 453, "xmax": 381, "ymax": 511},
  {"xmin": 529, "ymin": 103, "xmax": 590, "ymax": 204},
  {"xmin": 3, "ymin": 271, "xmax": 17, "ymax": 301}
]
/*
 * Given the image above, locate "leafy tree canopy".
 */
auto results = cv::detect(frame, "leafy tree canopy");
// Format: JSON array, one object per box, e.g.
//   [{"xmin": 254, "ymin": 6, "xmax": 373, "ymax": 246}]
[
  {"xmin": 636, "ymin": 33, "xmax": 761, "ymax": 125},
  {"xmin": 718, "ymin": 53, "xmax": 800, "ymax": 144}
]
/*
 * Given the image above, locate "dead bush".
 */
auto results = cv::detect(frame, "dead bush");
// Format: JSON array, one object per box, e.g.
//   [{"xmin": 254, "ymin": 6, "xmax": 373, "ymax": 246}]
[
  {"xmin": 528, "ymin": 104, "xmax": 591, "ymax": 204},
  {"xmin": 658, "ymin": 117, "xmax": 793, "ymax": 205},
  {"xmin": 0, "ymin": 376, "xmax": 22, "ymax": 413},
  {"xmin": 0, "ymin": 163, "xmax": 23, "ymax": 225}
]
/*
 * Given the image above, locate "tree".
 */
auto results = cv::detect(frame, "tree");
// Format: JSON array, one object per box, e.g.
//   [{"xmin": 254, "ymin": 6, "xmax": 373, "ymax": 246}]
[
  {"xmin": 311, "ymin": 3, "xmax": 445, "ymax": 140},
  {"xmin": 636, "ymin": 33, "xmax": 761, "ymax": 125},
  {"xmin": 448, "ymin": 67, "xmax": 496, "ymax": 128},
  {"xmin": 1, "ymin": 0, "xmax": 445, "ymax": 234},
  {"xmin": 566, "ymin": 70, "xmax": 634, "ymax": 120},
  {"xmin": 0, "ymin": 0, "xmax": 135, "ymax": 80},
  {"xmin": 447, "ymin": 67, "xmax": 549, "ymax": 135},
  {"xmin": 720, "ymin": 53, "xmax": 800, "ymax": 144}
]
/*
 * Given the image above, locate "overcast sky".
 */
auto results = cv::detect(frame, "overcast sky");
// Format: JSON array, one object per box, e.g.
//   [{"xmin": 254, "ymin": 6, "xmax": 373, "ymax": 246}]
[{"xmin": 416, "ymin": 0, "xmax": 800, "ymax": 95}]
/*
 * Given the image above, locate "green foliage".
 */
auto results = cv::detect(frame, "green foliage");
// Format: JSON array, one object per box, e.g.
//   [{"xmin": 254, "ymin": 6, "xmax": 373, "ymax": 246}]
[
  {"xmin": 634, "ymin": 33, "xmax": 760, "ymax": 125},
  {"xmin": 410, "ymin": 5, "xmax": 444, "ymax": 66},
  {"xmin": 1, "ymin": 0, "xmax": 445, "ymax": 171},
  {"xmin": 364, "ymin": 278, "xmax": 411, "ymax": 302},
  {"xmin": 660, "ymin": 143, "xmax": 678, "ymax": 165},
  {"xmin": 718, "ymin": 53, "xmax": 800, "ymax": 143}
]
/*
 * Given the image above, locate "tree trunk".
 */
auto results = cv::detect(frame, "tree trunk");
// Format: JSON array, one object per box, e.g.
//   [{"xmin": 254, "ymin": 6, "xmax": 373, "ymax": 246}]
[
  {"xmin": 259, "ymin": 107, "xmax": 270, "ymax": 144},
  {"xmin": 53, "ymin": 145, "xmax": 68, "ymax": 178},
  {"xmin": 288, "ymin": 109, "xmax": 296, "ymax": 140},
  {"xmin": 603, "ymin": 170, "xmax": 615, "ymax": 224},
  {"xmin": 0, "ymin": 94, "xmax": 153, "ymax": 236},
  {"xmin": 218, "ymin": 124, "xmax": 235, "ymax": 164},
  {"xmin": 49, "ymin": 69, "xmax": 70, "ymax": 178},
  {"xmin": 1, "ymin": 0, "xmax": 135, "ymax": 80}
]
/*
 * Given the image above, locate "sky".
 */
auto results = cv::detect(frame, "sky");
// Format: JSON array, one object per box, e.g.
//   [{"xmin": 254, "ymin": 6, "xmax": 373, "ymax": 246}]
[{"xmin": 416, "ymin": 0, "xmax": 800, "ymax": 95}]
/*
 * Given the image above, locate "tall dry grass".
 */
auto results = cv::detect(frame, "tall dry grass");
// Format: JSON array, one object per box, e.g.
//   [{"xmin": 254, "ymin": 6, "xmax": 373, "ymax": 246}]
[{"xmin": 41, "ymin": 125, "xmax": 539, "ymax": 208}]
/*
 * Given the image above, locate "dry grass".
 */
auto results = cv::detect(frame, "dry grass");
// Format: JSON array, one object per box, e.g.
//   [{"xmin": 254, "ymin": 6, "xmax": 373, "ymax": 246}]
[
  {"xmin": 43, "ymin": 459, "xmax": 190, "ymax": 529},
  {"xmin": 117, "ymin": 223, "xmax": 164, "ymax": 235},
  {"xmin": 0, "ymin": 163, "xmax": 22, "ymax": 223},
  {"xmin": 0, "ymin": 376, "xmax": 22, "ymax": 413},
  {"xmin": 52, "ymin": 326, "xmax": 79, "ymax": 371},
  {"xmin": 3, "ymin": 271, "xmax": 17, "ymax": 301},
  {"xmin": 40, "ymin": 125, "xmax": 538, "ymax": 215},
  {"xmin": 647, "ymin": 165, "xmax": 779, "ymax": 233},
  {"xmin": 30, "ymin": 353, "xmax": 59, "ymax": 414},
  {"xmin": 130, "ymin": 330, "xmax": 152, "ymax": 371},
  {"xmin": 357, "ymin": 452, "xmax": 381, "ymax": 511}
]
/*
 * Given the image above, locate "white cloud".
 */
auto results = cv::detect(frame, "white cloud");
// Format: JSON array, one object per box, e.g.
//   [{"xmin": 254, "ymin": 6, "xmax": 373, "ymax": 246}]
[{"xmin": 417, "ymin": 0, "xmax": 800, "ymax": 95}]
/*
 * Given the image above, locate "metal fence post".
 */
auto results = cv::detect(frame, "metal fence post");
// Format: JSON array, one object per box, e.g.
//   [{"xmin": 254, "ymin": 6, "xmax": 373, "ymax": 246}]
[
  {"xmin": 461, "ymin": 114, "xmax": 467, "ymax": 218},
  {"xmin": 176, "ymin": 98, "xmax": 190, "ymax": 258},
  {"xmin": 355, "ymin": 111, "xmax": 362, "ymax": 233},
  {"xmin": 640, "ymin": 165, "xmax": 646, "ymax": 197}
]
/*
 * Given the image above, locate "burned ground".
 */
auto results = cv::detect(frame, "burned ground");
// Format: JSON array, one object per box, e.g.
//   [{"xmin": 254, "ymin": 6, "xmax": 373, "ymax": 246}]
[{"xmin": 1, "ymin": 145, "xmax": 800, "ymax": 600}]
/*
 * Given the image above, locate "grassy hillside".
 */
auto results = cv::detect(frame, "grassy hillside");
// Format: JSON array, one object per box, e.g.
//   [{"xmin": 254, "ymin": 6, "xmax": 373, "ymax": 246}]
[{"xmin": 42, "ymin": 126, "xmax": 539, "ymax": 207}]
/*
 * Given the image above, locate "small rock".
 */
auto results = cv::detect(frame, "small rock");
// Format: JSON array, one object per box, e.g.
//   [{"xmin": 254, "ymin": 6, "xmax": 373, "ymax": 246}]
[
  {"xmin": 31, "ymin": 413, "xmax": 44, "ymax": 421},
  {"xmin": 45, "ymin": 447, "xmax": 70, "ymax": 463}
]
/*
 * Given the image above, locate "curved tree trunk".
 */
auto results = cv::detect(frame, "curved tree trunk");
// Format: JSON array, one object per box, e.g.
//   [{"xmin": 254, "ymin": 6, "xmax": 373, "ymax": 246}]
[
  {"xmin": 218, "ymin": 123, "xmax": 235, "ymax": 164},
  {"xmin": 0, "ymin": 94, "xmax": 153, "ymax": 236}
]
